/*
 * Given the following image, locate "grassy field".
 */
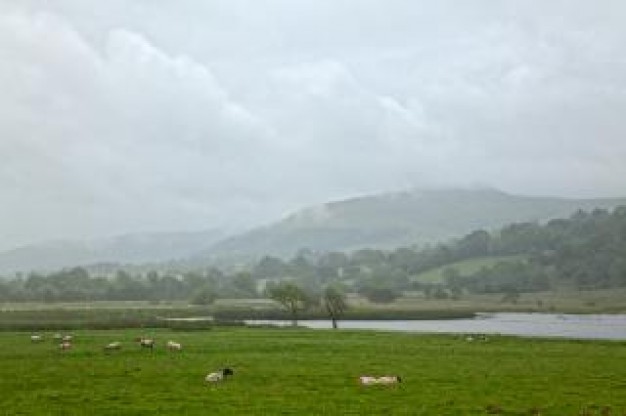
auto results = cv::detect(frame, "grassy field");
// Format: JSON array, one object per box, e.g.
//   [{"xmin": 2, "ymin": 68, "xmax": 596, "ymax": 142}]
[
  {"xmin": 412, "ymin": 255, "xmax": 525, "ymax": 284},
  {"xmin": 0, "ymin": 328, "xmax": 624, "ymax": 415}
]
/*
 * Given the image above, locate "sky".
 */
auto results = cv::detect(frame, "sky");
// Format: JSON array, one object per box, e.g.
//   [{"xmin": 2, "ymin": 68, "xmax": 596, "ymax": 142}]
[{"xmin": 1, "ymin": 0, "xmax": 625, "ymax": 250}]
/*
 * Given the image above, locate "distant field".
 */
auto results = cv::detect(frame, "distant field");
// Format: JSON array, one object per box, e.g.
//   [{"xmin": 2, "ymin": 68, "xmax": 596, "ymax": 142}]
[
  {"xmin": 0, "ymin": 328, "xmax": 624, "ymax": 415},
  {"xmin": 348, "ymin": 287, "xmax": 626, "ymax": 314},
  {"xmin": 411, "ymin": 255, "xmax": 526, "ymax": 283},
  {"xmin": 1, "ymin": 286, "xmax": 626, "ymax": 326}
]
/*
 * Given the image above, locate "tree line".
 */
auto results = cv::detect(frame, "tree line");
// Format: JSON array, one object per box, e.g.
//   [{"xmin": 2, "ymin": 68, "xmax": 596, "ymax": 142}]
[{"xmin": 1, "ymin": 206, "xmax": 625, "ymax": 304}]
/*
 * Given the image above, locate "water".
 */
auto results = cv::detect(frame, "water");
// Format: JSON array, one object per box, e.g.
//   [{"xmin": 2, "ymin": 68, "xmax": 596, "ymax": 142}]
[{"xmin": 244, "ymin": 313, "xmax": 626, "ymax": 340}]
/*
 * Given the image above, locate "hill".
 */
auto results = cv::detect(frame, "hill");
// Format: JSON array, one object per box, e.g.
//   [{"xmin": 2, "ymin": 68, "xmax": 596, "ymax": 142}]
[
  {"xmin": 411, "ymin": 255, "xmax": 526, "ymax": 284},
  {"xmin": 2, "ymin": 188, "xmax": 625, "ymax": 274},
  {"xmin": 0, "ymin": 230, "xmax": 228, "ymax": 274},
  {"xmin": 201, "ymin": 188, "xmax": 626, "ymax": 259}
]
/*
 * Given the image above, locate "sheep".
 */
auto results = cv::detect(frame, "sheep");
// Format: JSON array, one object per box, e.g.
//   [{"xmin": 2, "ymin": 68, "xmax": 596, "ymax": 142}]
[
  {"xmin": 205, "ymin": 368, "xmax": 234, "ymax": 383},
  {"xmin": 358, "ymin": 375, "xmax": 402, "ymax": 385},
  {"xmin": 59, "ymin": 341, "xmax": 72, "ymax": 350},
  {"xmin": 358, "ymin": 376, "xmax": 378, "ymax": 385},
  {"xmin": 377, "ymin": 375, "xmax": 402, "ymax": 385},
  {"xmin": 30, "ymin": 334, "xmax": 44, "ymax": 342},
  {"xmin": 103, "ymin": 342, "xmax": 122, "ymax": 352},
  {"xmin": 135, "ymin": 337, "xmax": 155, "ymax": 349},
  {"xmin": 61, "ymin": 335, "xmax": 73, "ymax": 342},
  {"xmin": 166, "ymin": 341, "xmax": 182, "ymax": 351}
]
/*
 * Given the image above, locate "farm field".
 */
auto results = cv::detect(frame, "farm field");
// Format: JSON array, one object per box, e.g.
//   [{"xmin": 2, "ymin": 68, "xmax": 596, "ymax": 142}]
[
  {"xmin": 0, "ymin": 328, "xmax": 624, "ymax": 415},
  {"xmin": 411, "ymin": 255, "xmax": 527, "ymax": 284}
]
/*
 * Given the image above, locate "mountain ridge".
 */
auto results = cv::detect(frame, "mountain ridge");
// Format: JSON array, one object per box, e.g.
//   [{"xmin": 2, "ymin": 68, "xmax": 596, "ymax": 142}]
[
  {"xmin": 2, "ymin": 188, "xmax": 625, "ymax": 274},
  {"xmin": 199, "ymin": 188, "xmax": 626, "ymax": 259}
]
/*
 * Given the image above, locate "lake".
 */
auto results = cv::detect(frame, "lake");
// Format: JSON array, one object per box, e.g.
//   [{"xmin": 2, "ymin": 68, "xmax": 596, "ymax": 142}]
[{"xmin": 245, "ymin": 313, "xmax": 626, "ymax": 340}]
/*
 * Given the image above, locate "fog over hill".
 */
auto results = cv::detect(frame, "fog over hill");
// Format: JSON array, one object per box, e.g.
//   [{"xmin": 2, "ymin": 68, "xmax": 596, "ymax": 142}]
[
  {"xmin": 2, "ymin": 188, "xmax": 624, "ymax": 274},
  {"xmin": 2, "ymin": 1, "xmax": 626, "ymax": 257},
  {"xmin": 0, "ymin": 229, "xmax": 228, "ymax": 274},
  {"xmin": 196, "ymin": 188, "xmax": 626, "ymax": 260}
]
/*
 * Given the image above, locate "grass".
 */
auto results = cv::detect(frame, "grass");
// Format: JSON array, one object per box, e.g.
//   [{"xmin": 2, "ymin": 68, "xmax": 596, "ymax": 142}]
[
  {"xmin": 0, "ymin": 306, "xmax": 477, "ymax": 332},
  {"xmin": 0, "ymin": 328, "xmax": 624, "ymax": 415},
  {"xmin": 412, "ymin": 255, "xmax": 526, "ymax": 283}
]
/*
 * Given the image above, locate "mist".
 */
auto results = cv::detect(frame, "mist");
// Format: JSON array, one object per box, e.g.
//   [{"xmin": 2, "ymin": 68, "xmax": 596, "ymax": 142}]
[{"xmin": 2, "ymin": 0, "xmax": 626, "ymax": 250}]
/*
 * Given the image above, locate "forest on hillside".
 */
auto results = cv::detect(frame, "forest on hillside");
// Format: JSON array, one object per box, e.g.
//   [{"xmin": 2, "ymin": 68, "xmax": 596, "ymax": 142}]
[{"xmin": 1, "ymin": 206, "xmax": 625, "ymax": 304}]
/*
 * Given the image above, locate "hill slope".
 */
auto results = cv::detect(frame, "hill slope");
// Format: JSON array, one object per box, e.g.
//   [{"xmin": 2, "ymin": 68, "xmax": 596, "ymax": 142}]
[
  {"xmin": 203, "ymin": 188, "xmax": 626, "ymax": 259},
  {"xmin": 0, "ymin": 230, "xmax": 228, "ymax": 274}
]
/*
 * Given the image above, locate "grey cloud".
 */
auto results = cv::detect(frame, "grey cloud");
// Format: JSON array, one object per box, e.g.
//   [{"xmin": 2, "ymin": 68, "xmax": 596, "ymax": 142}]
[{"xmin": 1, "ymin": 1, "xmax": 625, "ymax": 249}]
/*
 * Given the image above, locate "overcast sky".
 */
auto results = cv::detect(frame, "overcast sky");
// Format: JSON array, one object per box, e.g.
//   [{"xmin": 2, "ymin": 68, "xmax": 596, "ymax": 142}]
[{"xmin": 1, "ymin": 1, "xmax": 625, "ymax": 250}]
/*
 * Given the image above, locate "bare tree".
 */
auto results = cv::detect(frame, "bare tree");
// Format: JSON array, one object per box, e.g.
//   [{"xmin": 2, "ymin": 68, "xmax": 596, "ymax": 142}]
[{"xmin": 322, "ymin": 286, "xmax": 347, "ymax": 329}]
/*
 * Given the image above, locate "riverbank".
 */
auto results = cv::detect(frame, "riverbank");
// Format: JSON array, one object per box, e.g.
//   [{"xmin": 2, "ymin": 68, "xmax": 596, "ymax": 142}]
[
  {"xmin": 1, "ymin": 287, "xmax": 624, "ymax": 331},
  {"xmin": 0, "ymin": 307, "xmax": 475, "ymax": 331}
]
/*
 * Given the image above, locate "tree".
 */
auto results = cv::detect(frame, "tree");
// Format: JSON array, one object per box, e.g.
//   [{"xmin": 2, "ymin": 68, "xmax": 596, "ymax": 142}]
[
  {"xmin": 322, "ymin": 286, "xmax": 347, "ymax": 329},
  {"xmin": 359, "ymin": 286, "xmax": 401, "ymax": 304},
  {"xmin": 232, "ymin": 272, "xmax": 257, "ymax": 297},
  {"xmin": 266, "ymin": 281, "xmax": 309, "ymax": 326},
  {"xmin": 190, "ymin": 285, "xmax": 217, "ymax": 305}
]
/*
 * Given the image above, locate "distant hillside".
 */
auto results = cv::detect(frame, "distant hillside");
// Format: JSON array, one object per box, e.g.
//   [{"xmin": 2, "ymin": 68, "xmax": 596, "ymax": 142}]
[
  {"xmin": 0, "ymin": 230, "xmax": 228, "ymax": 274},
  {"xmin": 202, "ymin": 188, "xmax": 626, "ymax": 259}
]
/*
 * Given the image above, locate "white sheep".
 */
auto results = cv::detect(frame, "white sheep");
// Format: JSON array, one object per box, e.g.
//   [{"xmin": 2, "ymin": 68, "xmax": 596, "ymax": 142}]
[
  {"xmin": 358, "ymin": 376, "xmax": 378, "ymax": 385},
  {"xmin": 358, "ymin": 375, "xmax": 402, "ymax": 385},
  {"xmin": 166, "ymin": 341, "xmax": 182, "ymax": 351},
  {"xmin": 205, "ymin": 368, "xmax": 234, "ymax": 383},
  {"xmin": 59, "ymin": 341, "xmax": 72, "ymax": 350},
  {"xmin": 62, "ymin": 335, "xmax": 73, "ymax": 342},
  {"xmin": 377, "ymin": 375, "xmax": 402, "ymax": 385},
  {"xmin": 30, "ymin": 334, "xmax": 44, "ymax": 342},
  {"xmin": 103, "ymin": 342, "xmax": 122, "ymax": 351},
  {"xmin": 136, "ymin": 337, "xmax": 155, "ymax": 349}
]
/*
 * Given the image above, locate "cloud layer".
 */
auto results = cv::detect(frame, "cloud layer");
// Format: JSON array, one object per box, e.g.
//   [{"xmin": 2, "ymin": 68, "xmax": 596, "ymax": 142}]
[{"xmin": 1, "ymin": 1, "xmax": 626, "ymax": 249}]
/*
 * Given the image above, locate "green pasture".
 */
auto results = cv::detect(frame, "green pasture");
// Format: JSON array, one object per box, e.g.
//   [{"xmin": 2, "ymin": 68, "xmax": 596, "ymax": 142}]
[
  {"xmin": 0, "ymin": 328, "xmax": 624, "ymax": 415},
  {"xmin": 412, "ymin": 255, "xmax": 525, "ymax": 284}
]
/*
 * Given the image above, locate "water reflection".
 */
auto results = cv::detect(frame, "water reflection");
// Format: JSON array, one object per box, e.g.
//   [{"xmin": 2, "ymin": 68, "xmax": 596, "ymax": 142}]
[{"xmin": 245, "ymin": 313, "xmax": 626, "ymax": 340}]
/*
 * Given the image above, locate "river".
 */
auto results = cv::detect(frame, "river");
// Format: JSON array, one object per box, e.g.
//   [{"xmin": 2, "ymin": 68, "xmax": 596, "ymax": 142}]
[{"xmin": 244, "ymin": 313, "xmax": 626, "ymax": 340}]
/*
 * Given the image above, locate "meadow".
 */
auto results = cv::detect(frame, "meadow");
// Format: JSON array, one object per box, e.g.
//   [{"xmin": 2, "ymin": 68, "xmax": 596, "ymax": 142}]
[
  {"xmin": 0, "ymin": 327, "xmax": 624, "ymax": 415},
  {"xmin": 411, "ymin": 255, "xmax": 526, "ymax": 284}
]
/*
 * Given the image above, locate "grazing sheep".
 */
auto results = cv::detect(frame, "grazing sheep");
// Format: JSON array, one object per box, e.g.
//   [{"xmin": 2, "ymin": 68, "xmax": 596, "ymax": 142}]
[
  {"xmin": 30, "ymin": 334, "xmax": 44, "ymax": 342},
  {"xmin": 59, "ymin": 341, "xmax": 72, "ymax": 350},
  {"xmin": 377, "ymin": 375, "xmax": 402, "ymax": 385},
  {"xmin": 358, "ymin": 375, "xmax": 402, "ymax": 385},
  {"xmin": 62, "ymin": 335, "xmax": 73, "ymax": 342},
  {"xmin": 103, "ymin": 342, "xmax": 122, "ymax": 351},
  {"xmin": 358, "ymin": 376, "xmax": 378, "ymax": 385},
  {"xmin": 136, "ymin": 337, "xmax": 155, "ymax": 349},
  {"xmin": 205, "ymin": 368, "xmax": 234, "ymax": 383},
  {"xmin": 166, "ymin": 341, "xmax": 182, "ymax": 351}
]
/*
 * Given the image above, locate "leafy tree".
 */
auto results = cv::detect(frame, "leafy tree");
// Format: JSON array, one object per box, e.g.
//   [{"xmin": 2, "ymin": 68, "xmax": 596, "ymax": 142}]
[
  {"xmin": 190, "ymin": 285, "xmax": 217, "ymax": 305},
  {"xmin": 231, "ymin": 272, "xmax": 257, "ymax": 297},
  {"xmin": 359, "ymin": 286, "xmax": 400, "ymax": 304},
  {"xmin": 254, "ymin": 256, "xmax": 288, "ymax": 279},
  {"xmin": 266, "ymin": 281, "xmax": 309, "ymax": 326},
  {"xmin": 455, "ymin": 229, "xmax": 491, "ymax": 258},
  {"xmin": 501, "ymin": 288, "xmax": 520, "ymax": 304}
]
